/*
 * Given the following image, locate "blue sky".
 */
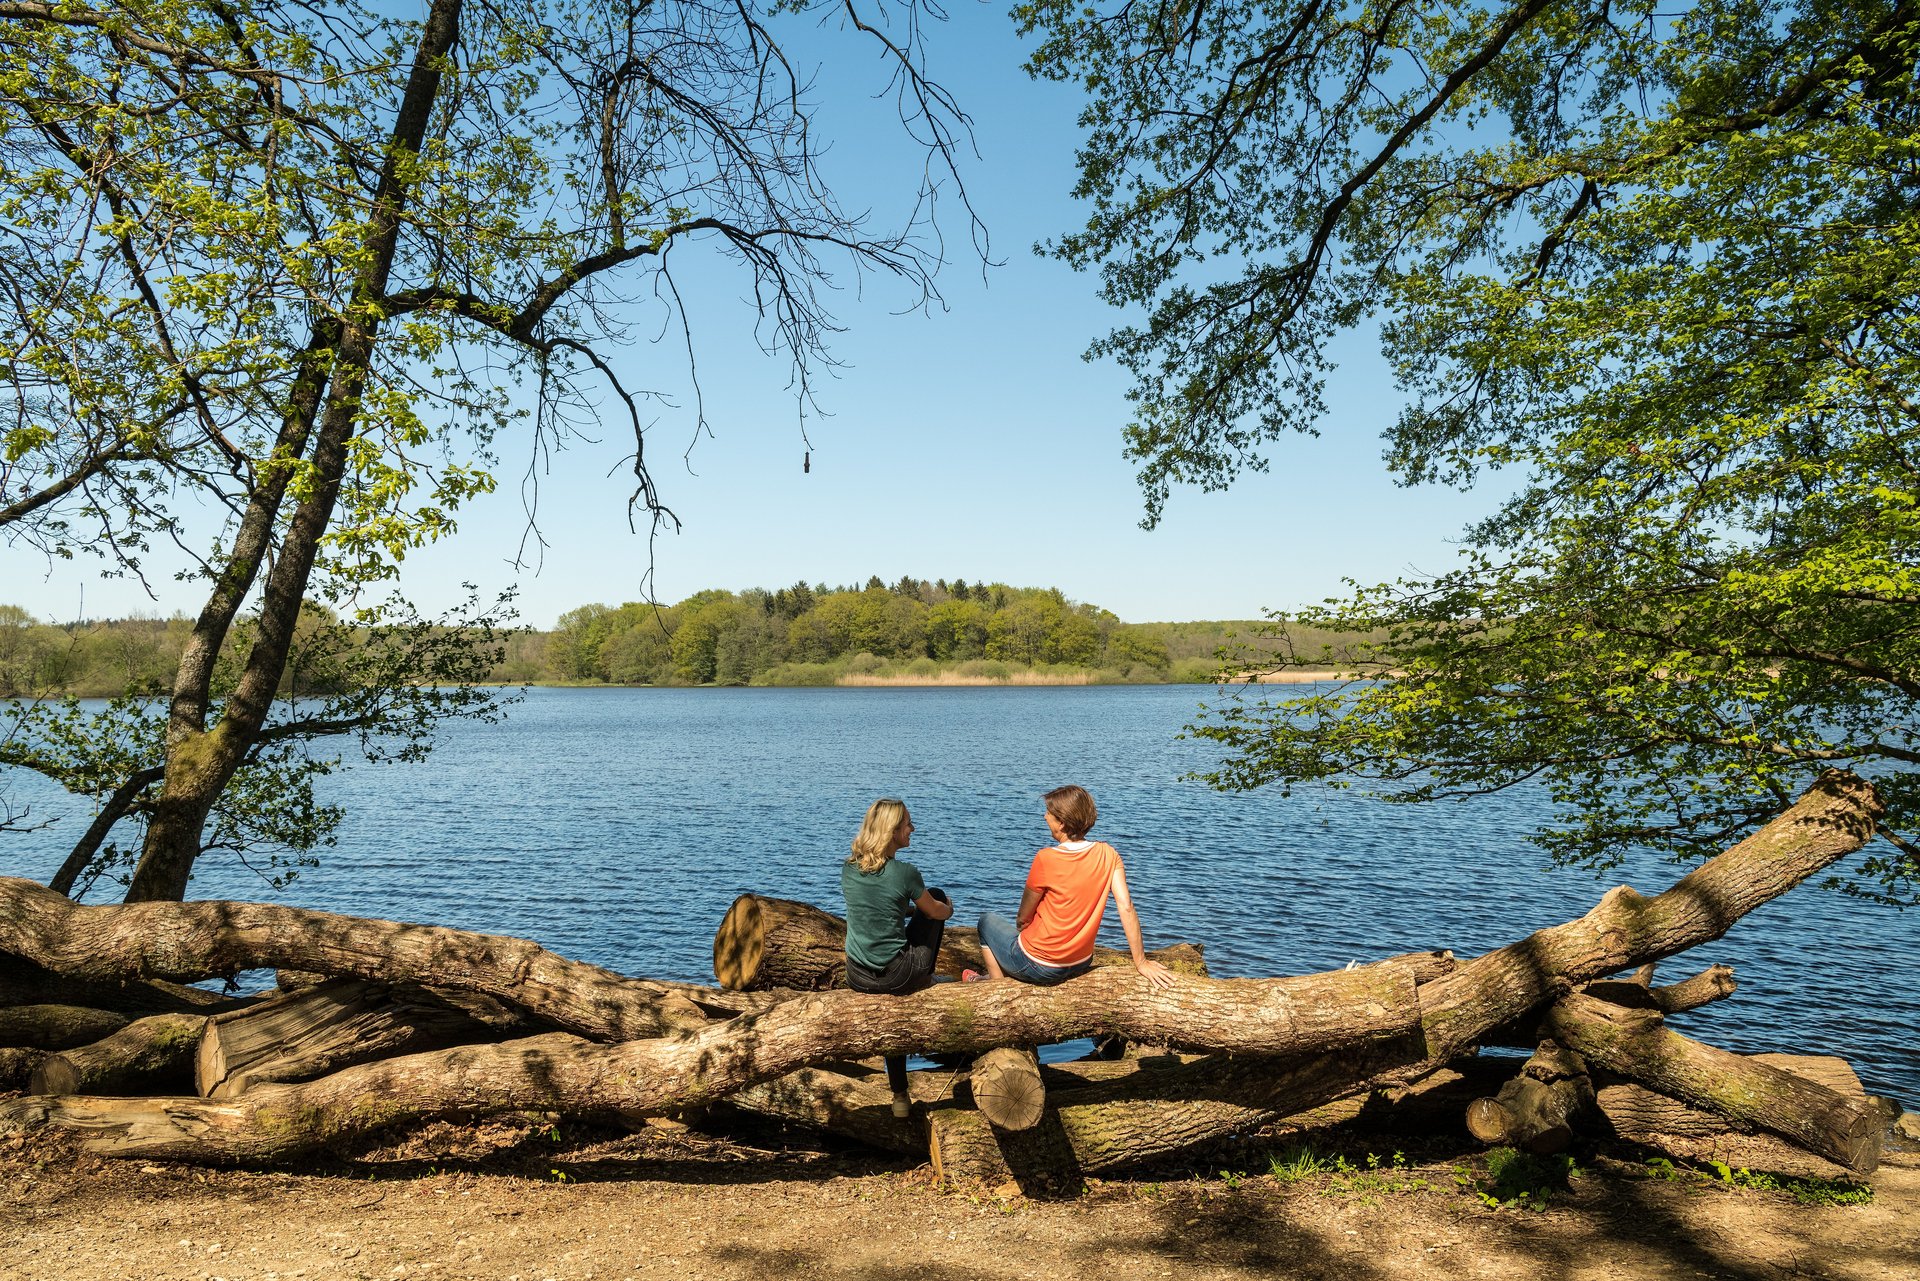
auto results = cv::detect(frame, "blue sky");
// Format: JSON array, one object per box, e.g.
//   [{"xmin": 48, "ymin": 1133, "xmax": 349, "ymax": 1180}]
[{"xmin": 2, "ymin": 3, "xmax": 1502, "ymax": 629}]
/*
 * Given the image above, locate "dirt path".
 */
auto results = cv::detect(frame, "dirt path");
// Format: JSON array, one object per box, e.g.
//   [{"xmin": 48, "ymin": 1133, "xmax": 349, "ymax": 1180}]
[{"xmin": 3, "ymin": 1121, "xmax": 1914, "ymax": 1281}]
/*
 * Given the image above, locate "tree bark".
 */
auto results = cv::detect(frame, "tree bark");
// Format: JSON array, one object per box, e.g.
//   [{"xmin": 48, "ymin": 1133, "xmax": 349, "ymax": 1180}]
[
  {"xmin": 196, "ymin": 980, "xmax": 533, "ymax": 1099},
  {"xmin": 1582, "ymin": 964, "xmax": 1737, "ymax": 1015},
  {"xmin": 0, "ymin": 1005, "xmax": 129, "ymax": 1051},
  {"xmin": 1541, "ymin": 995, "xmax": 1882, "ymax": 1173},
  {"xmin": 0, "ymin": 877, "xmax": 708, "ymax": 1040},
  {"xmin": 127, "ymin": 0, "xmax": 469, "ymax": 903},
  {"xmin": 1464, "ymin": 1039, "xmax": 1593, "ymax": 1153},
  {"xmin": 713, "ymin": 894, "xmax": 1209, "ymax": 991},
  {"xmin": 0, "ymin": 773, "xmax": 1882, "ymax": 1165},
  {"xmin": 969, "ymin": 1047, "xmax": 1046, "ymax": 1131},
  {"xmin": 1593, "ymin": 1052, "xmax": 1875, "ymax": 1180},
  {"xmin": 31, "ymin": 1014, "xmax": 206, "ymax": 1096}
]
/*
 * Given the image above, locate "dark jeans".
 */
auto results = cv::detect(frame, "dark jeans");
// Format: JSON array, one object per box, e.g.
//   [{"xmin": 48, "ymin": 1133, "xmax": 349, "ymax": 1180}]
[{"xmin": 846, "ymin": 887, "xmax": 948, "ymax": 1097}]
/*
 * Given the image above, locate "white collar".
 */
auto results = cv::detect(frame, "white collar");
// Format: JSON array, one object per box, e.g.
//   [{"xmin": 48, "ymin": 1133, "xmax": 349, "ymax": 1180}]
[{"xmin": 1054, "ymin": 839, "xmax": 1094, "ymax": 852}]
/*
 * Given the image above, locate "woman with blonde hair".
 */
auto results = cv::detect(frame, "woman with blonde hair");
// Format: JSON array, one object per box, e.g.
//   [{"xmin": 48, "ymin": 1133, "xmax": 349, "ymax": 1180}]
[{"xmin": 842, "ymin": 797, "xmax": 954, "ymax": 1116}]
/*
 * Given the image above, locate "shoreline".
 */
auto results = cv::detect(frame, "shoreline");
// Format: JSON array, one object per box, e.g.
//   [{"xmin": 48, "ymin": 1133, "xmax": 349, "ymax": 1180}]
[{"xmin": 494, "ymin": 670, "xmax": 1369, "ymax": 690}]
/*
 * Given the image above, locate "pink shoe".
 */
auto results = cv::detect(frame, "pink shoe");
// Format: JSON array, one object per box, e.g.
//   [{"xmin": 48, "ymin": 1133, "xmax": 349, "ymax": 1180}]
[{"xmin": 960, "ymin": 968, "xmax": 985, "ymax": 983}]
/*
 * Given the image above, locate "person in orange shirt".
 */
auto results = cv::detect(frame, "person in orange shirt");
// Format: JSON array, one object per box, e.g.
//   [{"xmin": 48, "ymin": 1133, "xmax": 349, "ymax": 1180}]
[{"xmin": 974, "ymin": 785, "xmax": 1176, "ymax": 990}]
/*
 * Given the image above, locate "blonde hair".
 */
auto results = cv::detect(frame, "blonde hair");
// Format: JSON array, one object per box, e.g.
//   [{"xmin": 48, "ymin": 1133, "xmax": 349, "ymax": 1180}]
[{"xmin": 849, "ymin": 798, "xmax": 910, "ymax": 873}]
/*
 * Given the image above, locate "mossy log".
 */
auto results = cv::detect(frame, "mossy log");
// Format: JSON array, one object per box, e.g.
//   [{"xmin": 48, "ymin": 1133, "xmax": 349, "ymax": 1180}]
[
  {"xmin": 196, "ymin": 979, "xmax": 534, "ymax": 1099},
  {"xmin": 712, "ymin": 894, "xmax": 1209, "ymax": 991},
  {"xmin": 31, "ymin": 1014, "xmax": 207, "ymax": 1096},
  {"xmin": 0, "ymin": 771, "xmax": 1884, "ymax": 1164},
  {"xmin": 1541, "ymin": 995, "xmax": 1882, "ymax": 1173},
  {"xmin": 0, "ymin": 1004, "xmax": 129, "ymax": 1051},
  {"xmin": 1595, "ymin": 1053, "xmax": 1876, "ymax": 1180},
  {"xmin": 1464, "ymin": 1039, "xmax": 1593, "ymax": 1154}
]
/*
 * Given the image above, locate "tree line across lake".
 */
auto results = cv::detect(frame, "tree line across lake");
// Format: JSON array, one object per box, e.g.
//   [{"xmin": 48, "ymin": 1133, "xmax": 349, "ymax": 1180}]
[{"xmin": 0, "ymin": 579, "xmax": 1356, "ymax": 698}]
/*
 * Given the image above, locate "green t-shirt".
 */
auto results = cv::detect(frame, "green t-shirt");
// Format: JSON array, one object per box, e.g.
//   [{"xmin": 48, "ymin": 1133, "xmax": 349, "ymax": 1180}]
[{"xmin": 841, "ymin": 856, "xmax": 926, "ymax": 970}]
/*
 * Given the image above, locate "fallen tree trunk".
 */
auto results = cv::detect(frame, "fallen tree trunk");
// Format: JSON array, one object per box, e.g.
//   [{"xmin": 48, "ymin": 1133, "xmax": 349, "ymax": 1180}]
[
  {"xmin": 0, "ymin": 1004, "xmax": 129, "ymax": 1051},
  {"xmin": 713, "ymin": 895, "xmax": 1208, "ymax": 991},
  {"xmin": 924, "ymin": 1034, "xmax": 1434, "ymax": 1184},
  {"xmin": 1595, "ymin": 1054, "xmax": 1876, "ymax": 1181},
  {"xmin": 925, "ymin": 1054, "xmax": 1515, "ymax": 1186},
  {"xmin": 1464, "ymin": 1040, "xmax": 1593, "ymax": 1154},
  {"xmin": 31, "ymin": 1014, "xmax": 206, "ymax": 1097},
  {"xmin": 196, "ymin": 980, "xmax": 535, "ymax": 1099},
  {"xmin": 1541, "ymin": 995, "xmax": 1882, "ymax": 1173},
  {"xmin": 0, "ymin": 772, "xmax": 1882, "ymax": 1165},
  {"xmin": 0, "ymin": 952, "xmax": 1449, "ymax": 1162},
  {"xmin": 0, "ymin": 878, "xmax": 715, "ymax": 1039}
]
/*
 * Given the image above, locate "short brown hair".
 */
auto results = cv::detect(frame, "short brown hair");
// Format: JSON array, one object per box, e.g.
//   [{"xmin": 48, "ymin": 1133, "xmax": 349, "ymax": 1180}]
[{"xmin": 1043, "ymin": 785, "xmax": 1097, "ymax": 840}]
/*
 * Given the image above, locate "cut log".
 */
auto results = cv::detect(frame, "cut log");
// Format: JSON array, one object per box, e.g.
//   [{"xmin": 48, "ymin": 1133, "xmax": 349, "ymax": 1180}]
[
  {"xmin": 1542, "ymin": 994, "xmax": 1882, "ymax": 1173},
  {"xmin": 1464, "ymin": 1040, "xmax": 1594, "ymax": 1154},
  {"xmin": 0, "ymin": 772, "xmax": 1883, "ymax": 1164},
  {"xmin": 713, "ymin": 897, "xmax": 851, "ymax": 991},
  {"xmin": 712, "ymin": 894, "xmax": 1209, "ymax": 991},
  {"xmin": 0, "ymin": 877, "xmax": 711, "ymax": 1039},
  {"xmin": 31, "ymin": 1014, "xmax": 206, "ymax": 1096},
  {"xmin": 0, "ymin": 1004, "xmax": 129, "ymax": 1051},
  {"xmin": 969, "ymin": 1047, "xmax": 1046, "ymax": 1131},
  {"xmin": 197, "ymin": 980, "xmax": 534, "ymax": 1098},
  {"xmin": 930, "ymin": 1106, "xmax": 1085, "ymax": 1197}
]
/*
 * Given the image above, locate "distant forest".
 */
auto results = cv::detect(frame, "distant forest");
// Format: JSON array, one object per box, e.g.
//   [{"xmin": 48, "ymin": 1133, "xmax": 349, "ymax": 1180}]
[{"xmin": 0, "ymin": 578, "xmax": 1360, "ymax": 696}]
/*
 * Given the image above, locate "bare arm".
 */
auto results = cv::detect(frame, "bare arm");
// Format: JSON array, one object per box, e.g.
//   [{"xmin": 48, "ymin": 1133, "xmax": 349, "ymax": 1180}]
[
  {"xmin": 1014, "ymin": 886, "xmax": 1044, "ymax": 930},
  {"xmin": 913, "ymin": 888, "xmax": 952, "ymax": 921},
  {"xmin": 1110, "ymin": 866, "xmax": 1175, "ymax": 990}
]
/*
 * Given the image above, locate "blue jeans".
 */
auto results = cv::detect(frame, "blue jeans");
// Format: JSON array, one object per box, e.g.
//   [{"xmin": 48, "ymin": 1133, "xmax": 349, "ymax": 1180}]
[{"xmin": 976, "ymin": 911, "xmax": 1091, "ymax": 985}]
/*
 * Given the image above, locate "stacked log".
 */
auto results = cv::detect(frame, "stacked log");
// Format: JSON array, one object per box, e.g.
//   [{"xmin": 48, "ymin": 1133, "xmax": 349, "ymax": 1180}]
[
  {"xmin": 31, "ymin": 1014, "xmax": 206, "ymax": 1097},
  {"xmin": 195, "ymin": 980, "xmax": 532, "ymax": 1099},
  {"xmin": 0, "ymin": 770, "xmax": 1896, "ymax": 1189}
]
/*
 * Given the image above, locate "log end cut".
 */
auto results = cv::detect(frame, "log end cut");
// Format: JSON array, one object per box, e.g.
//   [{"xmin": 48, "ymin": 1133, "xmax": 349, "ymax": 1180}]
[
  {"xmin": 713, "ymin": 895, "xmax": 768, "ymax": 991},
  {"xmin": 971, "ymin": 1048, "xmax": 1046, "ymax": 1131}
]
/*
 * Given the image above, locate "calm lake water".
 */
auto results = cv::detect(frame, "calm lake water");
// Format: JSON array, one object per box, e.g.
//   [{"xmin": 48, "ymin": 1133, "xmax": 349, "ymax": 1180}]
[{"xmin": 4, "ymin": 685, "xmax": 1916, "ymax": 1100}]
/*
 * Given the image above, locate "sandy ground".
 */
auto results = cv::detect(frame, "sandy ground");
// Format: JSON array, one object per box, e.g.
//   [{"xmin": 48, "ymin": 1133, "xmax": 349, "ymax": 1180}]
[{"xmin": 3, "ymin": 1118, "xmax": 1915, "ymax": 1281}]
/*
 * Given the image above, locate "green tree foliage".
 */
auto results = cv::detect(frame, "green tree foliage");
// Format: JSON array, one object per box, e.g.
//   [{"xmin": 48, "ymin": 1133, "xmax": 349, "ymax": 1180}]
[
  {"xmin": 1, "ymin": 0, "xmax": 976, "ymax": 900},
  {"xmin": 505, "ymin": 580, "xmax": 1221, "ymax": 684},
  {"xmin": 1024, "ymin": 0, "xmax": 1920, "ymax": 898}
]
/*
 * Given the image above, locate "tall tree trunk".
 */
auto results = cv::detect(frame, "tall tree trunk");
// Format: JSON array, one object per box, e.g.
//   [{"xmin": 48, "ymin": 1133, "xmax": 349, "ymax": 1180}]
[{"xmin": 126, "ymin": 0, "xmax": 469, "ymax": 902}]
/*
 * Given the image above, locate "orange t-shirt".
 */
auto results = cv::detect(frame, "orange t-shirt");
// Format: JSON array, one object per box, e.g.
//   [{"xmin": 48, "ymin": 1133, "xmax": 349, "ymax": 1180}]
[{"xmin": 1018, "ymin": 840, "xmax": 1121, "ymax": 966}]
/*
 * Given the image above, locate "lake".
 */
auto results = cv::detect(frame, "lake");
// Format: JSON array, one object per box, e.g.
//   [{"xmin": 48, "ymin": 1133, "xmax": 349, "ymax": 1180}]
[{"xmin": 4, "ymin": 685, "xmax": 1915, "ymax": 1101}]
